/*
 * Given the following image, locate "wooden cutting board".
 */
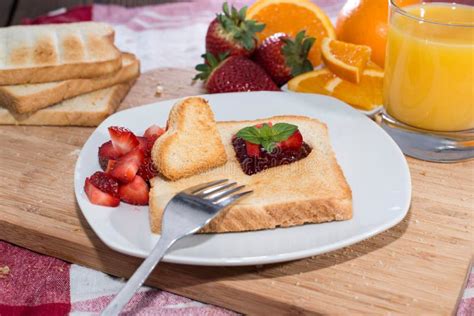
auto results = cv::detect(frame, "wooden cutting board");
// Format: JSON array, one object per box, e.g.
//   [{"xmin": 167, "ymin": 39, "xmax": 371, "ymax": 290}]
[{"xmin": 1, "ymin": 68, "xmax": 473, "ymax": 315}]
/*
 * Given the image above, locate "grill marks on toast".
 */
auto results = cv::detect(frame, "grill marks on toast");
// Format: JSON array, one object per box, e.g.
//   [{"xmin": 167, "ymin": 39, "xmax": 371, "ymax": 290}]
[
  {"xmin": 8, "ymin": 30, "xmax": 30, "ymax": 66},
  {"xmin": 0, "ymin": 23, "xmax": 134, "ymax": 126},
  {"xmin": 0, "ymin": 22, "xmax": 122, "ymax": 84},
  {"xmin": 33, "ymin": 35, "xmax": 58, "ymax": 65},
  {"xmin": 62, "ymin": 31, "xmax": 86, "ymax": 63},
  {"xmin": 8, "ymin": 31, "xmax": 59, "ymax": 66},
  {"xmin": 9, "ymin": 46, "xmax": 29, "ymax": 66},
  {"xmin": 87, "ymin": 33, "xmax": 111, "ymax": 62},
  {"xmin": 7, "ymin": 29, "xmax": 100, "ymax": 67}
]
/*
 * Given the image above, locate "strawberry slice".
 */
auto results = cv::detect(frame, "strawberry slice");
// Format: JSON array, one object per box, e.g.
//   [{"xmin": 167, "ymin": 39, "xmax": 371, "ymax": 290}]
[
  {"xmin": 119, "ymin": 175, "xmax": 149, "ymax": 205},
  {"xmin": 138, "ymin": 136, "xmax": 159, "ymax": 157},
  {"xmin": 143, "ymin": 125, "xmax": 165, "ymax": 154},
  {"xmin": 105, "ymin": 160, "xmax": 116, "ymax": 174},
  {"xmin": 137, "ymin": 156, "xmax": 158, "ymax": 182},
  {"xmin": 88, "ymin": 171, "xmax": 119, "ymax": 197},
  {"xmin": 84, "ymin": 179, "xmax": 120, "ymax": 207},
  {"xmin": 98, "ymin": 141, "xmax": 120, "ymax": 171},
  {"xmin": 108, "ymin": 126, "xmax": 139, "ymax": 156},
  {"xmin": 84, "ymin": 172, "xmax": 120, "ymax": 207},
  {"xmin": 245, "ymin": 141, "xmax": 261, "ymax": 157},
  {"xmin": 278, "ymin": 130, "xmax": 303, "ymax": 150},
  {"xmin": 109, "ymin": 148, "xmax": 144, "ymax": 183},
  {"xmin": 137, "ymin": 137, "xmax": 149, "ymax": 154},
  {"xmin": 146, "ymin": 138, "xmax": 156, "ymax": 156},
  {"xmin": 144, "ymin": 125, "xmax": 165, "ymax": 141}
]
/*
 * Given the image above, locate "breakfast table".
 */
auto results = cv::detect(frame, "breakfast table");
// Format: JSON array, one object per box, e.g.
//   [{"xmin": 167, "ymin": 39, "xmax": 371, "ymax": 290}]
[{"xmin": 0, "ymin": 0, "xmax": 473, "ymax": 315}]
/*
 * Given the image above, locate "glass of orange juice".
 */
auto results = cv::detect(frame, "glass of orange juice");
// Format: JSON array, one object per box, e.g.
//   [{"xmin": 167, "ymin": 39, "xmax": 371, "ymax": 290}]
[{"xmin": 379, "ymin": 0, "xmax": 473, "ymax": 162}]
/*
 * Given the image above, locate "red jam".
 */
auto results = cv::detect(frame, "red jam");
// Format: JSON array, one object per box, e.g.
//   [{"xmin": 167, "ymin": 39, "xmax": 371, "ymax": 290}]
[{"xmin": 232, "ymin": 137, "xmax": 312, "ymax": 175}]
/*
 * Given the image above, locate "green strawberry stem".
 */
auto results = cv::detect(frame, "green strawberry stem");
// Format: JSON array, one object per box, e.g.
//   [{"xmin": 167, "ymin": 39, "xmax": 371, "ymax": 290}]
[
  {"xmin": 217, "ymin": 2, "xmax": 265, "ymax": 51},
  {"xmin": 281, "ymin": 30, "xmax": 316, "ymax": 77},
  {"xmin": 194, "ymin": 52, "xmax": 228, "ymax": 81}
]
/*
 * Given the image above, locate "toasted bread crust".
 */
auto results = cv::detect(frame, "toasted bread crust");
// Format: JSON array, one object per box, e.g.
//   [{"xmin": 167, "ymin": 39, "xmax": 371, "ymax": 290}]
[
  {"xmin": 150, "ymin": 115, "xmax": 352, "ymax": 234},
  {"xmin": 0, "ymin": 81, "xmax": 135, "ymax": 126},
  {"xmin": 151, "ymin": 97, "xmax": 228, "ymax": 181},
  {"xmin": 0, "ymin": 57, "xmax": 122, "ymax": 85},
  {"xmin": 0, "ymin": 53, "xmax": 139, "ymax": 114},
  {"xmin": 150, "ymin": 189, "xmax": 352, "ymax": 234},
  {"xmin": 0, "ymin": 22, "xmax": 122, "ymax": 85}
]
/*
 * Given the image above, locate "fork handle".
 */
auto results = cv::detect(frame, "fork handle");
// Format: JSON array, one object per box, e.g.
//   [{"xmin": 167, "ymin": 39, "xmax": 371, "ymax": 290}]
[{"xmin": 101, "ymin": 236, "xmax": 176, "ymax": 316}]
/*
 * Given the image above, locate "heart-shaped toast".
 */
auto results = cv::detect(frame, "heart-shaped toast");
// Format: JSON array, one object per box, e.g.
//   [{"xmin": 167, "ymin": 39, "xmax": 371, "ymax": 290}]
[{"xmin": 151, "ymin": 97, "xmax": 228, "ymax": 180}]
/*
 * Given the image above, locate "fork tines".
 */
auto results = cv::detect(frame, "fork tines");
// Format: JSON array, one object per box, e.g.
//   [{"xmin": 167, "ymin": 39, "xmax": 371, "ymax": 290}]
[{"xmin": 184, "ymin": 179, "xmax": 252, "ymax": 207}]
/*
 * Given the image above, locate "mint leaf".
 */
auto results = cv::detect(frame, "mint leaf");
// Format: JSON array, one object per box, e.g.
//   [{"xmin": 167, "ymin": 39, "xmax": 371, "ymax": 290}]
[
  {"xmin": 235, "ymin": 122, "xmax": 300, "ymax": 153},
  {"xmin": 259, "ymin": 123, "xmax": 273, "ymax": 140},
  {"xmin": 236, "ymin": 126, "xmax": 261, "ymax": 144},
  {"xmin": 271, "ymin": 123, "xmax": 298, "ymax": 141},
  {"xmin": 261, "ymin": 139, "xmax": 276, "ymax": 153}
]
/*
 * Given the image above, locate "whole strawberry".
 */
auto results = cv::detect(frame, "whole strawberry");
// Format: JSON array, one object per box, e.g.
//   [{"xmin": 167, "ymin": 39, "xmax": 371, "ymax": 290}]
[
  {"xmin": 194, "ymin": 53, "xmax": 279, "ymax": 93},
  {"xmin": 206, "ymin": 2, "xmax": 265, "ymax": 58},
  {"xmin": 254, "ymin": 31, "xmax": 315, "ymax": 86}
]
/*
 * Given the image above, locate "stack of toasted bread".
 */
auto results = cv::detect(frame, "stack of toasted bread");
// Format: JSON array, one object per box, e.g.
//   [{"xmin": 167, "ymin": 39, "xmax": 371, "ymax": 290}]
[{"xmin": 0, "ymin": 22, "xmax": 140, "ymax": 126}]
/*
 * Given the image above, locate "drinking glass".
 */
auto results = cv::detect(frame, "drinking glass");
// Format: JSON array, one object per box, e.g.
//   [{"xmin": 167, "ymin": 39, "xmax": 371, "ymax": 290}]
[{"xmin": 378, "ymin": 0, "xmax": 474, "ymax": 162}]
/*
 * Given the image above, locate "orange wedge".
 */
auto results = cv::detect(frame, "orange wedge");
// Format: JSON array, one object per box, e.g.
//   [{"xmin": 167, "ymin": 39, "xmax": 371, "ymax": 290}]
[
  {"xmin": 321, "ymin": 38, "xmax": 372, "ymax": 83},
  {"xmin": 288, "ymin": 62, "xmax": 384, "ymax": 111},
  {"xmin": 247, "ymin": 0, "xmax": 335, "ymax": 67}
]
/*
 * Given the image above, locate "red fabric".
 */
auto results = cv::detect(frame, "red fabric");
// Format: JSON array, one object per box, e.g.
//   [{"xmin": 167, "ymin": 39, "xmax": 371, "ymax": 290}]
[
  {"xmin": 0, "ymin": 304, "xmax": 70, "ymax": 316},
  {"xmin": 22, "ymin": 5, "xmax": 92, "ymax": 25},
  {"xmin": 0, "ymin": 241, "xmax": 71, "ymax": 315},
  {"xmin": 0, "ymin": 241, "xmax": 235, "ymax": 315}
]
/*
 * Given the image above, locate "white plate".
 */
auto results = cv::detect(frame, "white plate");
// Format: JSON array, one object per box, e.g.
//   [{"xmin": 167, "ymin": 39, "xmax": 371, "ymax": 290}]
[
  {"xmin": 74, "ymin": 92, "xmax": 411, "ymax": 266},
  {"xmin": 281, "ymin": 83, "xmax": 383, "ymax": 117}
]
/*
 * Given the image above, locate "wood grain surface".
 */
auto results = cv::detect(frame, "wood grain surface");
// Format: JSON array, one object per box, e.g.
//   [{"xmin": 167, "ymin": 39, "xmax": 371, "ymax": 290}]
[{"xmin": 0, "ymin": 68, "xmax": 473, "ymax": 315}]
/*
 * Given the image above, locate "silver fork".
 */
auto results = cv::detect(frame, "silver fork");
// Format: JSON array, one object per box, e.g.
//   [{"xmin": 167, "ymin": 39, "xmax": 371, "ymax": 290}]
[{"xmin": 101, "ymin": 179, "xmax": 252, "ymax": 315}]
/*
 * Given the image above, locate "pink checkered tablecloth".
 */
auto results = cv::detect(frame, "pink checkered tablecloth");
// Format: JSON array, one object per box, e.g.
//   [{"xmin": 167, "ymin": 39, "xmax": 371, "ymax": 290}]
[{"xmin": 1, "ymin": 0, "xmax": 473, "ymax": 315}]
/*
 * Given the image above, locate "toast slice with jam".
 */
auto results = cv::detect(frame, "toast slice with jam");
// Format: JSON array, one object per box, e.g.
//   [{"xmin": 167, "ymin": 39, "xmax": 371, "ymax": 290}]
[{"xmin": 149, "ymin": 115, "xmax": 352, "ymax": 233}]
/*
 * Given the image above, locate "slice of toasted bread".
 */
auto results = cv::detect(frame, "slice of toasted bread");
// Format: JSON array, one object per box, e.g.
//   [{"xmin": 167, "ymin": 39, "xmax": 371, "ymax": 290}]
[
  {"xmin": 0, "ymin": 22, "xmax": 122, "ymax": 85},
  {"xmin": 151, "ymin": 97, "xmax": 228, "ymax": 181},
  {"xmin": 149, "ymin": 116, "xmax": 352, "ymax": 234},
  {"xmin": 0, "ymin": 81, "xmax": 135, "ymax": 126},
  {"xmin": 0, "ymin": 53, "xmax": 139, "ymax": 114}
]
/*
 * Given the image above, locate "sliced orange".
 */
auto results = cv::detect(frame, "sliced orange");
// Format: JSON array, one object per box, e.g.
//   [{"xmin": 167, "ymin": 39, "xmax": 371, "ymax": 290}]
[
  {"xmin": 321, "ymin": 37, "xmax": 371, "ymax": 83},
  {"xmin": 336, "ymin": 0, "xmax": 388, "ymax": 68},
  {"xmin": 288, "ymin": 62, "xmax": 384, "ymax": 111},
  {"xmin": 247, "ymin": 0, "xmax": 335, "ymax": 67}
]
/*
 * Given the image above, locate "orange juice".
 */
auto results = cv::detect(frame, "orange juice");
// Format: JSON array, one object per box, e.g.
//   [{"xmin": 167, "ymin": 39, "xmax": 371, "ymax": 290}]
[{"xmin": 383, "ymin": 3, "xmax": 474, "ymax": 132}]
